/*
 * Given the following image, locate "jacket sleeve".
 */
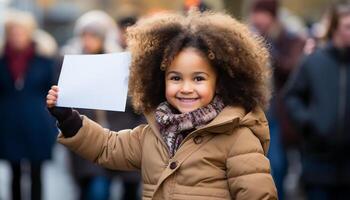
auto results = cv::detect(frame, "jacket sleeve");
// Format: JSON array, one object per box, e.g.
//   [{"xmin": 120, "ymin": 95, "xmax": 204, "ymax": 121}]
[
  {"xmin": 226, "ymin": 127, "xmax": 277, "ymax": 200},
  {"xmin": 283, "ymin": 58, "xmax": 311, "ymax": 130},
  {"xmin": 57, "ymin": 116, "xmax": 146, "ymax": 171}
]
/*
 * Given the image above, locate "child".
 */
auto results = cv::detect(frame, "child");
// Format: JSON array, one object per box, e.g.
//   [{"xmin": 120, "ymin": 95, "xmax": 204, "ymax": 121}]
[{"xmin": 47, "ymin": 10, "xmax": 277, "ymax": 199}]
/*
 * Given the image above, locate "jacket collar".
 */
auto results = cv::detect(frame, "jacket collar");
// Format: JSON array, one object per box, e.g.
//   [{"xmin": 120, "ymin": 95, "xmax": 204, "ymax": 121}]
[
  {"xmin": 145, "ymin": 105, "xmax": 270, "ymax": 154},
  {"xmin": 145, "ymin": 106, "xmax": 244, "ymax": 134}
]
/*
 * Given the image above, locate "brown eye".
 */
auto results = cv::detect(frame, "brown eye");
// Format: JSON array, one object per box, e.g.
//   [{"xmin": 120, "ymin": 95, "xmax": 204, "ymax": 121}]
[
  {"xmin": 170, "ymin": 76, "xmax": 181, "ymax": 81},
  {"xmin": 194, "ymin": 76, "xmax": 205, "ymax": 81}
]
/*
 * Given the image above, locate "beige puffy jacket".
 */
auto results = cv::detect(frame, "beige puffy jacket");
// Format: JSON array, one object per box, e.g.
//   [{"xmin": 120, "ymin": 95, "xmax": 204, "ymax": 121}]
[{"xmin": 58, "ymin": 106, "xmax": 277, "ymax": 199}]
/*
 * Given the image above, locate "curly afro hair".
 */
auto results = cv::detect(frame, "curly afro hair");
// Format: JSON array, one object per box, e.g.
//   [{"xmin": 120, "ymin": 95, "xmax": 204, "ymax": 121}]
[{"xmin": 127, "ymin": 10, "xmax": 271, "ymax": 114}]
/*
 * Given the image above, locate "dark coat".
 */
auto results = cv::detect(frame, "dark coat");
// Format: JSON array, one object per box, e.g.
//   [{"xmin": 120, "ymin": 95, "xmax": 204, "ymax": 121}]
[
  {"xmin": 267, "ymin": 27, "xmax": 305, "ymax": 146},
  {"xmin": 284, "ymin": 42, "xmax": 350, "ymax": 185},
  {"xmin": 0, "ymin": 49, "xmax": 58, "ymax": 162}
]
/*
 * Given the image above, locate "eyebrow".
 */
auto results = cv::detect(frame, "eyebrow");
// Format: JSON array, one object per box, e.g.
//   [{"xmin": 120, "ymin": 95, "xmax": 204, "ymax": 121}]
[
  {"xmin": 166, "ymin": 71, "xmax": 210, "ymax": 76},
  {"xmin": 166, "ymin": 71, "xmax": 180, "ymax": 76},
  {"xmin": 193, "ymin": 72, "xmax": 209, "ymax": 76}
]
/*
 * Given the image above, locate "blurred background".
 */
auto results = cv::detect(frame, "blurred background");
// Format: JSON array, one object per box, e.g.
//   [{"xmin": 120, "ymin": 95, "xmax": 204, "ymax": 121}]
[
  {"xmin": 1, "ymin": 0, "xmax": 350, "ymax": 200},
  {"xmin": 0, "ymin": 0, "xmax": 336, "ymax": 46}
]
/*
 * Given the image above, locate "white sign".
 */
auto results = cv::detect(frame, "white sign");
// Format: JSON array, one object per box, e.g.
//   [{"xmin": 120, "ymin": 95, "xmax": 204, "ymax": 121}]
[{"xmin": 56, "ymin": 52, "xmax": 131, "ymax": 112}]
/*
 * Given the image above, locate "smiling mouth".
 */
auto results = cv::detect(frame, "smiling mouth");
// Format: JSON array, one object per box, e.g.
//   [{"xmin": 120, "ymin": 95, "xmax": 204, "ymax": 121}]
[{"xmin": 176, "ymin": 97, "xmax": 199, "ymax": 102}]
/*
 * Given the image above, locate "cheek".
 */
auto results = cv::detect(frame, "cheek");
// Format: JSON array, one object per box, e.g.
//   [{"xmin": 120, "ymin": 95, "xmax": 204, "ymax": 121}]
[
  {"xmin": 198, "ymin": 83, "xmax": 216, "ymax": 100},
  {"xmin": 165, "ymin": 82, "xmax": 177, "ymax": 99}
]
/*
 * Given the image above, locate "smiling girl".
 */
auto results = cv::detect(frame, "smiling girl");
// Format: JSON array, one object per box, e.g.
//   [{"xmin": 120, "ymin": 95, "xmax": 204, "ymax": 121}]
[{"xmin": 47, "ymin": 10, "xmax": 277, "ymax": 199}]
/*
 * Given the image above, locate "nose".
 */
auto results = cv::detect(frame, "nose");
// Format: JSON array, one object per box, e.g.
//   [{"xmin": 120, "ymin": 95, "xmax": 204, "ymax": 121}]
[{"xmin": 180, "ymin": 81, "xmax": 194, "ymax": 94}]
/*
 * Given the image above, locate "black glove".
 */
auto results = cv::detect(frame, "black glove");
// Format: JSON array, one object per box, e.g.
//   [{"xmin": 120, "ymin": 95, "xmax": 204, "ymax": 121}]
[
  {"xmin": 48, "ymin": 106, "xmax": 82, "ymax": 138},
  {"xmin": 48, "ymin": 106, "xmax": 73, "ymax": 123}
]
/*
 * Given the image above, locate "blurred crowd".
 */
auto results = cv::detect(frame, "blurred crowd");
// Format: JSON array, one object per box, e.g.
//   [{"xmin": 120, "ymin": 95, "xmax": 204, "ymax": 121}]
[{"xmin": 0, "ymin": 0, "xmax": 350, "ymax": 200}]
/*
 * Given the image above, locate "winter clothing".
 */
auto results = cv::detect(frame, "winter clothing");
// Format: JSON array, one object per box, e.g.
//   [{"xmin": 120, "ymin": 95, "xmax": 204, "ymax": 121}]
[
  {"xmin": 61, "ymin": 10, "xmax": 122, "ymax": 55},
  {"xmin": 284, "ymin": 42, "xmax": 350, "ymax": 186},
  {"xmin": 254, "ymin": 21, "xmax": 305, "ymax": 199},
  {"xmin": 266, "ymin": 24, "xmax": 305, "ymax": 146},
  {"xmin": 4, "ymin": 42, "xmax": 35, "ymax": 82},
  {"xmin": 57, "ymin": 105, "xmax": 277, "ymax": 200},
  {"xmin": 0, "ymin": 42, "xmax": 58, "ymax": 162},
  {"xmin": 0, "ymin": 10, "xmax": 58, "ymax": 200},
  {"xmin": 155, "ymin": 95, "xmax": 225, "ymax": 157},
  {"xmin": 3, "ymin": 9, "xmax": 37, "ymax": 35}
]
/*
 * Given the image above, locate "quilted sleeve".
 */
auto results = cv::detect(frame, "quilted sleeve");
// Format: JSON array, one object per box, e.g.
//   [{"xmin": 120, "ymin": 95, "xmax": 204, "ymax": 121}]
[
  {"xmin": 58, "ymin": 116, "xmax": 146, "ymax": 170},
  {"xmin": 226, "ymin": 127, "xmax": 278, "ymax": 199}
]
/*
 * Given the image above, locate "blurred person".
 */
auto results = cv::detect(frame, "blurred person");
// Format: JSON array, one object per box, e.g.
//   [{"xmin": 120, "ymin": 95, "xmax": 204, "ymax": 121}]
[
  {"xmin": 61, "ymin": 10, "xmax": 142, "ymax": 200},
  {"xmin": 249, "ymin": 0, "xmax": 306, "ymax": 199},
  {"xmin": 284, "ymin": 3, "xmax": 350, "ymax": 200},
  {"xmin": 303, "ymin": 21, "xmax": 325, "ymax": 55},
  {"xmin": 303, "ymin": 12, "xmax": 330, "ymax": 55},
  {"xmin": 61, "ymin": 10, "xmax": 121, "ymax": 55},
  {"xmin": 0, "ymin": 10, "xmax": 58, "ymax": 200},
  {"xmin": 61, "ymin": 10, "xmax": 119, "ymax": 200},
  {"xmin": 117, "ymin": 15, "xmax": 137, "ymax": 50}
]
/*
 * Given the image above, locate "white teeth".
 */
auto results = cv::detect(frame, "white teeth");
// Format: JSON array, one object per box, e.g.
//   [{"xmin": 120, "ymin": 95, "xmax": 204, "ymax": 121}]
[{"xmin": 177, "ymin": 98, "xmax": 198, "ymax": 102}]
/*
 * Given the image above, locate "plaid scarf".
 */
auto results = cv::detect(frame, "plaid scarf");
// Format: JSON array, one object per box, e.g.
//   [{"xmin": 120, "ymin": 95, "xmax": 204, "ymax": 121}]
[{"xmin": 155, "ymin": 96, "xmax": 225, "ymax": 157}]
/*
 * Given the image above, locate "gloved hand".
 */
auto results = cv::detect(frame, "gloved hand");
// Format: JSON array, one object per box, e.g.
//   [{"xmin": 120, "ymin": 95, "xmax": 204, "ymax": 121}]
[
  {"xmin": 47, "ymin": 85, "xmax": 82, "ymax": 137},
  {"xmin": 48, "ymin": 106, "xmax": 73, "ymax": 123},
  {"xmin": 46, "ymin": 85, "xmax": 73, "ymax": 122}
]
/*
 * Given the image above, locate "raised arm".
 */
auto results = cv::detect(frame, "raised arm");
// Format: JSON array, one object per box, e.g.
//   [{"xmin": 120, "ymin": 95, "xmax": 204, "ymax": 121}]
[
  {"xmin": 57, "ymin": 117, "xmax": 145, "ymax": 170},
  {"xmin": 46, "ymin": 85, "xmax": 145, "ymax": 170}
]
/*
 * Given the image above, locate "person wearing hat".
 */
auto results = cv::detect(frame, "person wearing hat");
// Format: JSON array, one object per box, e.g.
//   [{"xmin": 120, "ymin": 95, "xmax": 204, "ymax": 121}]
[{"xmin": 60, "ymin": 10, "xmax": 143, "ymax": 200}]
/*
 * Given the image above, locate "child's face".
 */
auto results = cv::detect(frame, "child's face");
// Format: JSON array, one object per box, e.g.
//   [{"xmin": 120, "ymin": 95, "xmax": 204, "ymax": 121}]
[{"xmin": 165, "ymin": 47, "xmax": 217, "ymax": 113}]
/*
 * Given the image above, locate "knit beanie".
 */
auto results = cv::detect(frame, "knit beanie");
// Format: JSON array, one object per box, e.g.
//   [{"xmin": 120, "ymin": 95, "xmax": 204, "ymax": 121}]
[{"xmin": 74, "ymin": 10, "xmax": 116, "ymax": 40}]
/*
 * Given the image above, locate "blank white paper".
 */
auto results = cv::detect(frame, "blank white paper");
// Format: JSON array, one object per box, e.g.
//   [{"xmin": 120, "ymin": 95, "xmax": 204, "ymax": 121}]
[{"xmin": 56, "ymin": 52, "xmax": 131, "ymax": 112}]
